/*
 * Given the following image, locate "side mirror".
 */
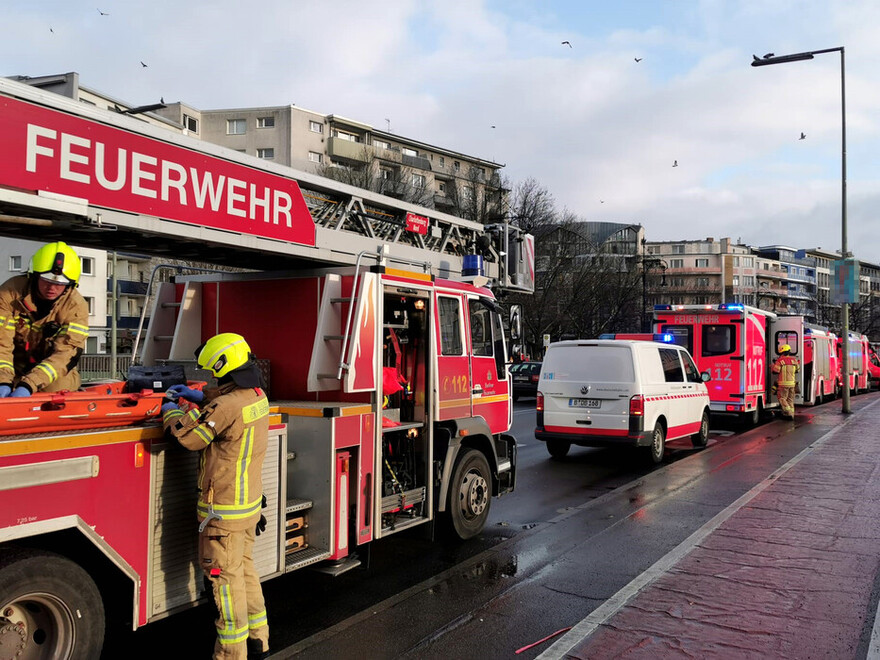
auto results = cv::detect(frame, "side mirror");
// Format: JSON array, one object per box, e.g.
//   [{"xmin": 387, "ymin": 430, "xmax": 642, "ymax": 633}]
[{"xmin": 701, "ymin": 371, "xmax": 711, "ymax": 382}]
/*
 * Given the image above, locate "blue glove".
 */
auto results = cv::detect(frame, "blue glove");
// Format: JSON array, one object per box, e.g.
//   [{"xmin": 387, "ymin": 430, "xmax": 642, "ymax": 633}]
[
  {"xmin": 166, "ymin": 384, "xmax": 204, "ymax": 404},
  {"xmin": 0, "ymin": 385, "xmax": 11, "ymax": 398},
  {"xmin": 161, "ymin": 401, "xmax": 179, "ymax": 414},
  {"xmin": 10, "ymin": 386, "xmax": 31, "ymax": 398}
]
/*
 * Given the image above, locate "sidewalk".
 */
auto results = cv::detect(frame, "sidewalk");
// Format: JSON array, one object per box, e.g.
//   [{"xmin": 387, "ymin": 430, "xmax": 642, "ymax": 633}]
[{"xmin": 540, "ymin": 396, "xmax": 880, "ymax": 659}]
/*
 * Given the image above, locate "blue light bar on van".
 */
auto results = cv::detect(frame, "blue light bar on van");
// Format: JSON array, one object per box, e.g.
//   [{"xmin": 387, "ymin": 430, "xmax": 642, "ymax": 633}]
[
  {"xmin": 718, "ymin": 303, "xmax": 744, "ymax": 311},
  {"xmin": 598, "ymin": 334, "xmax": 615, "ymax": 339},
  {"xmin": 653, "ymin": 333, "xmax": 675, "ymax": 343},
  {"xmin": 654, "ymin": 304, "xmax": 672, "ymax": 310}
]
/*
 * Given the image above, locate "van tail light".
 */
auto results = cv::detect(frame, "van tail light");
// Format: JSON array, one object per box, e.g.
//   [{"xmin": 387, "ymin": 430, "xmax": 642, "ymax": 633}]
[
  {"xmin": 536, "ymin": 392, "xmax": 544, "ymax": 430},
  {"xmin": 629, "ymin": 395, "xmax": 644, "ymax": 417},
  {"xmin": 536, "ymin": 392, "xmax": 544, "ymax": 411}
]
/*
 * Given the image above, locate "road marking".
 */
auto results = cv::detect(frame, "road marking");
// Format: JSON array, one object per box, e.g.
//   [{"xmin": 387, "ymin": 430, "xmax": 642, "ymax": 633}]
[{"xmin": 537, "ymin": 399, "xmax": 876, "ymax": 660}]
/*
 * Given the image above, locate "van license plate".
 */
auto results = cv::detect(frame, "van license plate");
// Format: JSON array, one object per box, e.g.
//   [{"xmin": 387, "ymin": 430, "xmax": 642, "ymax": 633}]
[{"xmin": 569, "ymin": 398, "xmax": 600, "ymax": 408}]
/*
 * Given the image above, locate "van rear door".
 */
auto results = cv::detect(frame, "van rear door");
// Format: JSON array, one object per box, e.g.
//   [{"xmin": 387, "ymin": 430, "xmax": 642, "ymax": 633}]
[
  {"xmin": 770, "ymin": 316, "xmax": 805, "ymax": 404},
  {"xmin": 540, "ymin": 343, "xmax": 634, "ymax": 437}
]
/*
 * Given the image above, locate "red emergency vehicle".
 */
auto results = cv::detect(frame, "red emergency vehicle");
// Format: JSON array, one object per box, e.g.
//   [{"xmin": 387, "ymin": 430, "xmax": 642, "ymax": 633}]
[
  {"xmin": 0, "ymin": 76, "xmax": 533, "ymax": 657},
  {"xmin": 837, "ymin": 332, "xmax": 870, "ymax": 394}
]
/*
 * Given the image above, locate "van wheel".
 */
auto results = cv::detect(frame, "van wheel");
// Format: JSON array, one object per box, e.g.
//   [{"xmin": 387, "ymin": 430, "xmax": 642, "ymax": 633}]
[
  {"xmin": 691, "ymin": 410, "xmax": 710, "ymax": 448},
  {"xmin": 646, "ymin": 423, "xmax": 665, "ymax": 464},
  {"xmin": 446, "ymin": 448, "xmax": 491, "ymax": 540},
  {"xmin": 0, "ymin": 548, "xmax": 105, "ymax": 659},
  {"xmin": 546, "ymin": 440, "xmax": 570, "ymax": 460}
]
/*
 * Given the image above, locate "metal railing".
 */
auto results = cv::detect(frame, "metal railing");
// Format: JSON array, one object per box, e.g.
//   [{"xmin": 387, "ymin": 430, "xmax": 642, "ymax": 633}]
[{"xmin": 78, "ymin": 354, "xmax": 133, "ymax": 382}]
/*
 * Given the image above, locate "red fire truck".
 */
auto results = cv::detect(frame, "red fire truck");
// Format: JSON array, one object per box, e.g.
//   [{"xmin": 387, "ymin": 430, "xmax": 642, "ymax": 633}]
[
  {"xmin": 837, "ymin": 332, "xmax": 871, "ymax": 393},
  {"xmin": 0, "ymin": 76, "xmax": 533, "ymax": 657}
]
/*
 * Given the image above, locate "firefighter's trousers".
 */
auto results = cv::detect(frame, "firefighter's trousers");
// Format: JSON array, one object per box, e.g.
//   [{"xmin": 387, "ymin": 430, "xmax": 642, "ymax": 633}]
[
  {"xmin": 777, "ymin": 385, "xmax": 795, "ymax": 418},
  {"xmin": 200, "ymin": 523, "xmax": 269, "ymax": 659}
]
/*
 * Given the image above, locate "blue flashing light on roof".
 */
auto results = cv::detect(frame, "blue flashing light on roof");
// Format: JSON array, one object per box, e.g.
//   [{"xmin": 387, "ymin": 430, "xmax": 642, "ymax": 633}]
[
  {"xmin": 598, "ymin": 334, "xmax": 615, "ymax": 339},
  {"xmin": 653, "ymin": 333, "xmax": 675, "ymax": 343},
  {"xmin": 718, "ymin": 303, "xmax": 744, "ymax": 311},
  {"xmin": 654, "ymin": 304, "xmax": 672, "ymax": 310}
]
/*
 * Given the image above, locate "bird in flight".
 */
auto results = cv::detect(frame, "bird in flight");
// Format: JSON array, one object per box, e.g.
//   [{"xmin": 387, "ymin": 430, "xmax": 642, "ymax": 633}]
[
  {"xmin": 140, "ymin": 61, "xmax": 148, "ymax": 67},
  {"xmin": 752, "ymin": 55, "xmax": 761, "ymax": 63},
  {"xmin": 672, "ymin": 160, "xmax": 678, "ymax": 167},
  {"xmin": 799, "ymin": 132, "xmax": 806, "ymax": 140},
  {"xmin": 763, "ymin": 53, "xmax": 775, "ymax": 59},
  {"xmin": 160, "ymin": 97, "xmax": 165, "ymax": 104},
  {"xmin": 49, "ymin": 26, "xmax": 54, "ymax": 33},
  {"xmin": 561, "ymin": 41, "xmax": 572, "ymax": 48},
  {"xmin": 599, "ymin": 200, "xmax": 605, "ymax": 204},
  {"xmin": 97, "ymin": 8, "xmax": 109, "ymax": 15},
  {"xmin": 634, "ymin": 57, "xmax": 642, "ymax": 62},
  {"xmin": 491, "ymin": 125, "xmax": 496, "ymax": 129}
]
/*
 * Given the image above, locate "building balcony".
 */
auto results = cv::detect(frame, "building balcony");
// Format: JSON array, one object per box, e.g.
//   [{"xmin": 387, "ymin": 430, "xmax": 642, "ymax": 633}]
[
  {"xmin": 107, "ymin": 280, "xmax": 148, "ymax": 295},
  {"xmin": 327, "ymin": 137, "xmax": 369, "ymax": 163},
  {"xmin": 402, "ymin": 153, "xmax": 432, "ymax": 171},
  {"xmin": 434, "ymin": 194, "xmax": 455, "ymax": 208},
  {"xmin": 757, "ymin": 268, "xmax": 786, "ymax": 280}
]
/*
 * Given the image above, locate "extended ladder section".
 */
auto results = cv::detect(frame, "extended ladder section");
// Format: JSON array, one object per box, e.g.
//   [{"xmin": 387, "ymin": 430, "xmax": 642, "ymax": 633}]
[{"xmin": 0, "ymin": 76, "xmax": 534, "ymax": 294}]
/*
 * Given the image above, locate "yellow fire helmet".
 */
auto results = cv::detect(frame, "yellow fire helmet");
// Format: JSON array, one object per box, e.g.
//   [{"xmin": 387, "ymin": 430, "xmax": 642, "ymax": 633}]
[
  {"xmin": 196, "ymin": 333, "xmax": 253, "ymax": 378},
  {"xmin": 29, "ymin": 241, "xmax": 81, "ymax": 286},
  {"xmin": 779, "ymin": 344, "xmax": 792, "ymax": 353}
]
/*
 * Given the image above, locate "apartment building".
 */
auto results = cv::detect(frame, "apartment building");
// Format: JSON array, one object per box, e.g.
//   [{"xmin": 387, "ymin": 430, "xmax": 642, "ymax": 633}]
[
  {"xmin": 755, "ymin": 246, "xmax": 818, "ymax": 321},
  {"xmin": 643, "ymin": 238, "xmax": 756, "ymax": 306}
]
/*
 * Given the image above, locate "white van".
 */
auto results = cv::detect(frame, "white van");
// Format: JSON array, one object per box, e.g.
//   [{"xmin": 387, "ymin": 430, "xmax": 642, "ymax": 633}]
[{"xmin": 535, "ymin": 340, "xmax": 711, "ymax": 463}]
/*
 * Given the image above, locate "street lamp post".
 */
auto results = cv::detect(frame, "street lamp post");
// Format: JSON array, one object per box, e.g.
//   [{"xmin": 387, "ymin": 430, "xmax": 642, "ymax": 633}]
[{"xmin": 751, "ymin": 47, "xmax": 850, "ymax": 413}]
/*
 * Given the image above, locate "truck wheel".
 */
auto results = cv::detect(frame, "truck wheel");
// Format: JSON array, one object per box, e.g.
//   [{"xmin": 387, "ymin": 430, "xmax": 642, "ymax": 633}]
[
  {"xmin": 646, "ymin": 422, "xmax": 665, "ymax": 464},
  {"xmin": 0, "ymin": 549, "xmax": 104, "ymax": 659},
  {"xmin": 446, "ymin": 448, "xmax": 492, "ymax": 540},
  {"xmin": 546, "ymin": 439, "xmax": 570, "ymax": 459},
  {"xmin": 691, "ymin": 410, "xmax": 710, "ymax": 448}
]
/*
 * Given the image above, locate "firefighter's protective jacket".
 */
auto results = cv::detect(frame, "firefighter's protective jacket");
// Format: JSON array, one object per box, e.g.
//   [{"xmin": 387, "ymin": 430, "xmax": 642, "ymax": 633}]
[
  {"xmin": 772, "ymin": 355, "xmax": 799, "ymax": 387},
  {"xmin": 0, "ymin": 275, "xmax": 89, "ymax": 392},
  {"xmin": 163, "ymin": 383, "xmax": 270, "ymax": 531}
]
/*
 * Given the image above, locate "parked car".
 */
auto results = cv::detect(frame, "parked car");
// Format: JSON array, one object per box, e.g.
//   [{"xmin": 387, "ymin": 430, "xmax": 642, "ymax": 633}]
[
  {"xmin": 535, "ymin": 339, "xmax": 711, "ymax": 464},
  {"xmin": 510, "ymin": 361, "xmax": 542, "ymax": 401}
]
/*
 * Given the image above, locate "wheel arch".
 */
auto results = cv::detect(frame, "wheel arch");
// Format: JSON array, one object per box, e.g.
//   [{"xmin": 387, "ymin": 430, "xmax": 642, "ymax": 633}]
[
  {"xmin": 1, "ymin": 516, "xmax": 139, "ymax": 631},
  {"xmin": 434, "ymin": 416, "xmax": 503, "ymax": 513}
]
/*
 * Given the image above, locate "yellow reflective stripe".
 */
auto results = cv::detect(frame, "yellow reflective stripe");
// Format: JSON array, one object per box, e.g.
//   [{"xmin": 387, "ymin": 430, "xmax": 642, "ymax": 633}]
[
  {"xmin": 66, "ymin": 323, "xmax": 89, "ymax": 337},
  {"xmin": 248, "ymin": 610, "xmax": 268, "ymax": 629},
  {"xmin": 187, "ymin": 409, "xmax": 201, "ymax": 423},
  {"xmin": 192, "ymin": 424, "xmax": 214, "ymax": 445},
  {"xmin": 197, "ymin": 498, "xmax": 262, "ymax": 520},
  {"xmin": 0, "ymin": 361, "xmax": 13, "ymax": 373},
  {"xmin": 241, "ymin": 398, "xmax": 269, "ymax": 424},
  {"xmin": 236, "ymin": 427, "xmax": 254, "ymax": 505},
  {"xmin": 35, "ymin": 362, "xmax": 58, "ymax": 381},
  {"xmin": 216, "ymin": 585, "xmax": 248, "ymax": 644},
  {"xmin": 163, "ymin": 408, "xmax": 184, "ymax": 423}
]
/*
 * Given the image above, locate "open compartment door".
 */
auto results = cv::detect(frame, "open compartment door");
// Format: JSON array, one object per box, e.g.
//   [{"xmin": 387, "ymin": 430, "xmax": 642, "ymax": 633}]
[{"xmin": 343, "ymin": 272, "xmax": 378, "ymax": 393}]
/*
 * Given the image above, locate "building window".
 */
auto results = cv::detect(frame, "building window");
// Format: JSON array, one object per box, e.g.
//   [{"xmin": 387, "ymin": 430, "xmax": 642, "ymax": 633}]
[
  {"xmin": 733, "ymin": 256, "xmax": 740, "ymax": 266},
  {"xmin": 438, "ymin": 156, "xmax": 445, "ymax": 167},
  {"xmin": 308, "ymin": 151, "xmax": 323, "ymax": 164},
  {"xmin": 334, "ymin": 129, "xmax": 359, "ymax": 142},
  {"xmin": 743, "ymin": 257, "xmax": 754, "ymax": 267},
  {"xmin": 8, "ymin": 255, "xmax": 22, "ymax": 271},
  {"xmin": 412, "ymin": 173, "xmax": 426, "ymax": 188},
  {"xmin": 84, "ymin": 296, "xmax": 95, "ymax": 315},
  {"xmin": 373, "ymin": 139, "xmax": 390, "ymax": 150},
  {"xmin": 670, "ymin": 277, "xmax": 685, "ymax": 287},
  {"xmin": 438, "ymin": 181, "xmax": 447, "ymax": 194},
  {"xmin": 309, "ymin": 120, "xmax": 323, "ymax": 133},
  {"xmin": 697, "ymin": 277, "xmax": 710, "ymax": 287},
  {"xmin": 184, "ymin": 114, "xmax": 199, "ymax": 133},
  {"xmin": 257, "ymin": 116, "xmax": 275, "ymax": 129},
  {"xmin": 402, "ymin": 147, "xmax": 418, "ymax": 157},
  {"xmin": 671, "ymin": 245, "xmax": 685, "ymax": 254},
  {"xmin": 379, "ymin": 168, "xmax": 392, "ymax": 180},
  {"xmin": 453, "ymin": 161, "xmax": 461, "ymax": 172},
  {"xmin": 669, "ymin": 259, "xmax": 684, "ymax": 269},
  {"xmin": 732, "ymin": 275, "xmax": 740, "ymax": 286},
  {"xmin": 257, "ymin": 148, "xmax": 275, "ymax": 159},
  {"xmin": 227, "ymin": 119, "xmax": 246, "ymax": 135},
  {"xmin": 80, "ymin": 256, "xmax": 95, "ymax": 276},
  {"xmin": 695, "ymin": 258, "xmax": 709, "ymax": 268}
]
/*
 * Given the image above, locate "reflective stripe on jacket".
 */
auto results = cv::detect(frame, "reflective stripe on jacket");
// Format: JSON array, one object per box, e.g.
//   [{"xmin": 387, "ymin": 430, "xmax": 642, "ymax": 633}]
[
  {"xmin": 772, "ymin": 355, "xmax": 799, "ymax": 387},
  {"xmin": 0, "ymin": 275, "xmax": 88, "ymax": 392},
  {"xmin": 163, "ymin": 383, "xmax": 270, "ymax": 531}
]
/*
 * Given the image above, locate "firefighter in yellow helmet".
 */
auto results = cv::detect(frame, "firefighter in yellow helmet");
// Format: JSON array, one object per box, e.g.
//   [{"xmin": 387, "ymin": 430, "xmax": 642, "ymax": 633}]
[
  {"xmin": 0, "ymin": 241, "xmax": 89, "ymax": 397},
  {"xmin": 772, "ymin": 343, "xmax": 799, "ymax": 419},
  {"xmin": 161, "ymin": 333, "xmax": 270, "ymax": 659}
]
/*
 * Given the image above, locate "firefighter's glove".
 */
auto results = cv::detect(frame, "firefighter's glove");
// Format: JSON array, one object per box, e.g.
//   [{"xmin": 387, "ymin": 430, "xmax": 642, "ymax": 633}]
[
  {"xmin": 261, "ymin": 494, "xmax": 268, "ymax": 509},
  {"xmin": 0, "ymin": 385, "xmax": 11, "ymax": 398},
  {"xmin": 167, "ymin": 384, "xmax": 205, "ymax": 404},
  {"xmin": 256, "ymin": 514, "xmax": 267, "ymax": 536},
  {"xmin": 161, "ymin": 401, "xmax": 179, "ymax": 414},
  {"xmin": 10, "ymin": 386, "xmax": 31, "ymax": 398}
]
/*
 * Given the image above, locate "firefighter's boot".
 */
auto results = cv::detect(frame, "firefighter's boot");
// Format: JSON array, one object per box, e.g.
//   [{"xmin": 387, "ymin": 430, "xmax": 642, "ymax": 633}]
[{"xmin": 247, "ymin": 638, "xmax": 269, "ymax": 660}]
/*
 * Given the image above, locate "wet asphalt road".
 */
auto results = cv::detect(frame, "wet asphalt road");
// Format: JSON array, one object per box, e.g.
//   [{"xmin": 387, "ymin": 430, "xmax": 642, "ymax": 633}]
[{"xmin": 108, "ymin": 395, "xmax": 863, "ymax": 659}]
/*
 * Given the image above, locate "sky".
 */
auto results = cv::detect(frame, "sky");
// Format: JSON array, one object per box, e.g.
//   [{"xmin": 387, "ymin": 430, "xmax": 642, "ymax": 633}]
[{"xmin": 3, "ymin": 0, "xmax": 879, "ymax": 261}]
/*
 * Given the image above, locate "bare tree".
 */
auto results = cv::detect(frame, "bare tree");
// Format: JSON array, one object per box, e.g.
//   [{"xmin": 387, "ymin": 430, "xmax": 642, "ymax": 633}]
[{"xmin": 317, "ymin": 148, "xmax": 435, "ymax": 208}]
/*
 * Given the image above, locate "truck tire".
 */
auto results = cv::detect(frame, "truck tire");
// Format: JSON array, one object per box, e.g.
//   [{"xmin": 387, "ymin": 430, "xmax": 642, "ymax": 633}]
[
  {"xmin": 546, "ymin": 439, "xmax": 571, "ymax": 459},
  {"xmin": 0, "ymin": 548, "xmax": 104, "ymax": 659},
  {"xmin": 691, "ymin": 410, "xmax": 710, "ymax": 448},
  {"xmin": 446, "ymin": 448, "xmax": 491, "ymax": 540}
]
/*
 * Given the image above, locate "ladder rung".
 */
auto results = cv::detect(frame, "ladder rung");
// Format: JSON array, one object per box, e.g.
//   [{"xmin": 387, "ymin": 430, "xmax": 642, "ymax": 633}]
[
  {"xmin": 316, "ymin": 373, "xmax": 340, "ymax": 379},
  {"xmin": 153, "ymin": 335, "xmax": 174, "ymax": 341},
  {"xmin": 161, "ymin": 302, "xmax": 181, "ymax": 308},
  {"xmin": 323, "ymin": 335, "xmax": 347, "ymax": 340},
  {"xmin": 330, "ymin": 297, "xmax": 353, "ymax": 303}
]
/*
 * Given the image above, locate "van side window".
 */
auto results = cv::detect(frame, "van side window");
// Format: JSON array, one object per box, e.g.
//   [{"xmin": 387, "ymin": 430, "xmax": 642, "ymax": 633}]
[
  {"xmin": 659, "ymin": 348, "xmax": 684, "ymax": 382},
  {"xmin": 681, "ymin": 352, "xmax": 702, "ymax": 382},
  {"xmin": 775, "ymin": 331, "xmax": 799, "ymax": 355},
  {"xmin": 438, "ymin": 296, "xmax": 463, "ymax": 355},
  {"xmin": 703, "ymin": 325, "xmax": 735, "ymax": 356}
]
